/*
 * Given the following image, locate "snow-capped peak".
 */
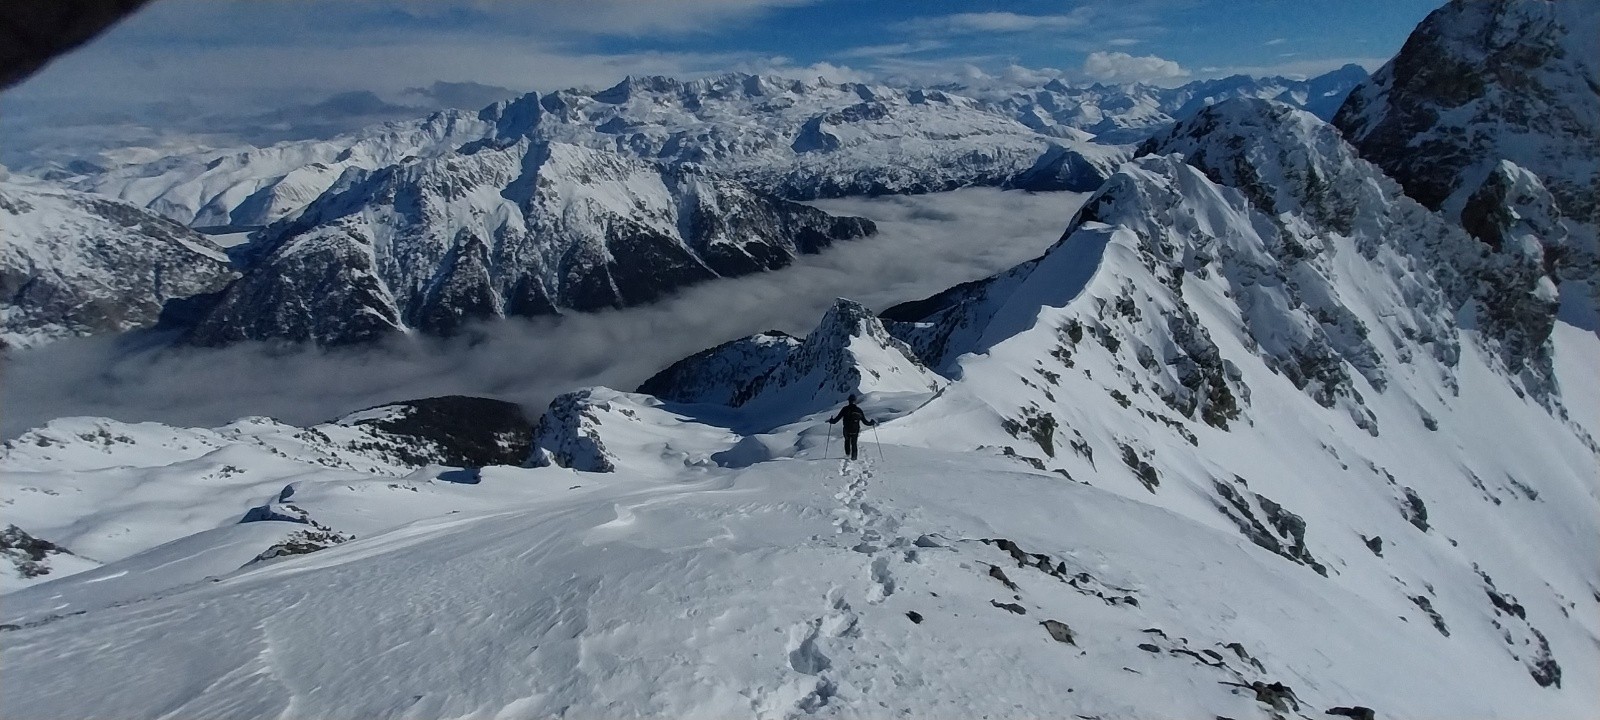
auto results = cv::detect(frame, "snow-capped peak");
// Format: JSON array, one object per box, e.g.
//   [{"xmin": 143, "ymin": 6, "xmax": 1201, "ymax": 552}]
[
  {"xmin": 638, "ymin": 298, "xmax": 945, "ymax": 423},
  {"xmin": 0, "ymin": 176, "xmax": 237, "ymax": 348}
]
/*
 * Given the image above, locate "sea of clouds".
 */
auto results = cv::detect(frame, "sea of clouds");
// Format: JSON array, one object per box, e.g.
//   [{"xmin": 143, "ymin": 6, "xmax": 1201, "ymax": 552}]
[{"xmin": 2, "ymin": 188, "xmax": 1088, "ymax": 438}]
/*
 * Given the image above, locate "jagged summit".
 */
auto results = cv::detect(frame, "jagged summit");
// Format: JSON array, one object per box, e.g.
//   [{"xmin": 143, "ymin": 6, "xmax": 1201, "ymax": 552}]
[
  {"xmin": 1146, "ymin": 98, "xmax": 1562, "ymax": 399},
  {"xmin": 640, "ymin": 298, "xmax": 944, "ymax": 422},
  {"xmin": 744, "ymin": 298, "xmax": 945, "ymax": 410},
  {"xmin": 1334, "ymin": 0, "xmax": 1599, "ymax": 327},
  {"xmin": 1334, "ymin": 0, "xmax": 1598, "ymax": 222},
  {"xmin": 0, "ymin": 177, "xmax": 237, "ymax": 349}
]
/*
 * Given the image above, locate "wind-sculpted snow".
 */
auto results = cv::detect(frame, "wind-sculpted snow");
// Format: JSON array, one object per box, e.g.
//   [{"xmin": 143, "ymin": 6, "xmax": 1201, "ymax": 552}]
[
  {"xmin": 0, "ymin": 177, "xmax": 237, "ymax": 348},
  {"xmin": 182, "ymin": 141, "xmax": 875, "ymax": 346},
  {"xmin": 1334, "ymin": 0, "xmax": 1600, "ymax": 326},
  {"xmin": 0, "ymin": 395, "xmax": 535, "ymax": 594}
]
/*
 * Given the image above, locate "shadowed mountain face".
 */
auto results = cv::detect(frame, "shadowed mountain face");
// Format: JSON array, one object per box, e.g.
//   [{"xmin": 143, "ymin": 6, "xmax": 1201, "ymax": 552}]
[
  {"xmin": 0, "ymin": 177, "xmax": 236, "ymax": 349},
  {"xmin": 182, "ymin": 141, "xmax": 876, "ymax": 347},
  {"xmin": 1335, "ymin": 0, "xmax": 1599, "ymax": 326}
]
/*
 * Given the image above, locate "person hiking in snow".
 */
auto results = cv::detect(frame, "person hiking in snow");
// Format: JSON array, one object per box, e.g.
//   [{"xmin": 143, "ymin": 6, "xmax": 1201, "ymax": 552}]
[{"xmin": 827, "ymin": 394, "xmax": 876, "ymax": 461}]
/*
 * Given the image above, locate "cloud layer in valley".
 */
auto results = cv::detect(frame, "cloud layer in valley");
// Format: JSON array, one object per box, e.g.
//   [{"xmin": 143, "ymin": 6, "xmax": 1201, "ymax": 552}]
[{"xmin": 1, "ymin": 189, "xmax": 1089, "ymax": 438}]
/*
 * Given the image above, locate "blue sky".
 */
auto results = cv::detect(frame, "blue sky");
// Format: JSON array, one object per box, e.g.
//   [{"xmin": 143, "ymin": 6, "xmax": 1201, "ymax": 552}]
[{"xmin": 1, "ymin": 0, "xmax": 1444, "ymax": 165}]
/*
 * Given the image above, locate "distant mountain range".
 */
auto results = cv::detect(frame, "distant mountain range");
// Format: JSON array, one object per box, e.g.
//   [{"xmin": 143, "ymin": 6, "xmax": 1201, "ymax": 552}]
[
  {"xmin": 65, "ymin": 66, "xmax": 1369, "ymax": 230},
  {"xmin": 3, "ymin": 66, "xmax": 1373, "ymax": 349}
]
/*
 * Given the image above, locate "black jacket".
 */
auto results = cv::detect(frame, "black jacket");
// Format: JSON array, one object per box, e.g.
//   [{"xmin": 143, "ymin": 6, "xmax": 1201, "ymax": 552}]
[{"xmin": 828, "ymin": 403, "xmax": 873, "ymax": 434}]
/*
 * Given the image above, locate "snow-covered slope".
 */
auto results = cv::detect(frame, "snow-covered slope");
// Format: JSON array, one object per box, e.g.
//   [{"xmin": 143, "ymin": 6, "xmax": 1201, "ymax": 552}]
[
  {"xmin": 0, "ymin": 175, "xmax": 236, "ymax": 348},
  {"xmin": 3, "ymin": 93, "xmax": 1598, "ymax": 717},
  {"xmin": 70, "ymin": 110, "xmax": 494, "ymax": 228},
  {"xmin": 891, "ymin": 99, "xmax": 1567, "ymax": 404},
  {"xmin": 0, "ymin": 395, "xmax": 531, "ymax": 593},
  {"xmin": 3, "ymin": 316, "xmax": 1595, "ymax": 719},
  {"xmin": 1334, "ymin": 0, "xmax": 1599, "ymax": 325},
  {"xmin": 183, "ymin": 141, "xmax": 875, "ymax": 346}
]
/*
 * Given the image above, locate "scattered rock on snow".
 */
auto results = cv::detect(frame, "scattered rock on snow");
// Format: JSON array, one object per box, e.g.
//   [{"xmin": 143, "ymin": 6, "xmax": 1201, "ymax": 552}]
[
  {"xmin": 336, "ymin": 396, "xmax": 534, "ymax": 468},
  {"xmin": 1327, "ymin": 705, "xmax": 1377, "ymax": 720},
  {"xmin": 1407, "ymin": 595, "xmax": 1450, "ymax": 637},
  {"xmin": 1249, "ymin": 681, "xmax": 1300, "ymax": 712},
  {"xmin": 987, "ymin": 564, "xmax": 1019, "ymax": 591},
  {"xmin": 991, "ymin": 600, "xmax": 1027, "ymax": 615},
  {"xmin": 1041, "ymin": 619, "xmax": 1076, "ymax": 645},
  {"xmin": 1400, "ymin": 487, "xmax": 1430, "ymax": 532},
  {"xmin": 1, "ymin": 524, "xmax": 78, "ymax": 580},
  {"xmin": 246, "ymin": 527, "xmax": 353, "ymax": 566}
]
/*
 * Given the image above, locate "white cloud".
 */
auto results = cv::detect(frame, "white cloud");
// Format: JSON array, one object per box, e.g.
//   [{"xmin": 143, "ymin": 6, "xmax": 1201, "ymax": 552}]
[
  {"xmin": 835, "ymin": 40, "xmax": 948, "ymax": 59},
  {"xmin": 749, "ymin": 59, "xmax": 873, "ymax": 84},
  {"xmin": 1107, "ymin": 38, "xmax": 1142, "ymax": 47},
  {"xmin": 1265, "ymin": 38, "xmax": 1288, "ymax": 46},
  {"xmin": 900, "ymin": 10, "xmax": 1093, "ymax": 35},
  {"xmin": 1081, "ymin": 51, "xmax": 1189, "ymax": 85},
  {"xmin": 0, "ymin": 0, "xmax": 828, "ymax": 166},
  {"xmin": 2, "ymin": 189, "xmax": 1090, "ymax": 438}
]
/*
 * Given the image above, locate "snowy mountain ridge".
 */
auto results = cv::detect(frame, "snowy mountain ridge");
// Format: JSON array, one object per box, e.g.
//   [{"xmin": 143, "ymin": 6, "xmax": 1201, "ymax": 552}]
[
  {"xmin": 721, "ymin": 298, "xmax": 943, "ymax": 415},
  {"xmin": 62, "ymin": 67, "xmax": 1367, "ymax": 232},
  {"xmin": 4, "ymin": 95, "xmax": 1596, "ymax": 718},
  {"xmin": 2, "ymin": 67, "xmax": 1370, "ymax": 349},
  {"xmin": 181, "ymin": 139, "xmax": 875, "ymax": 346},
  {"xmin": 0, "ymin": 175, "xmax": 237, "ymax": 348},
  {"xmin": 66, "ymin": 109, "xmax": 494, "ymax": 230}
]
